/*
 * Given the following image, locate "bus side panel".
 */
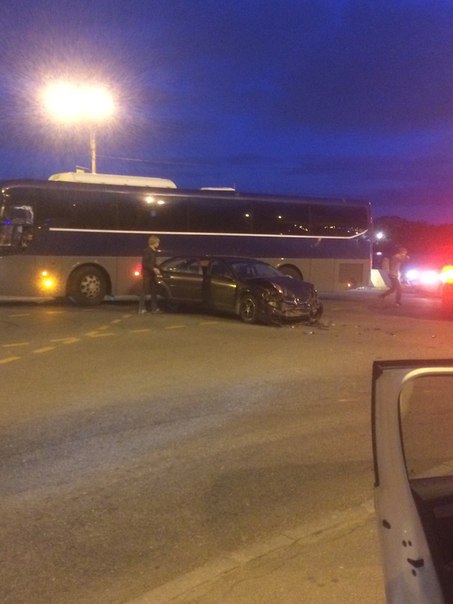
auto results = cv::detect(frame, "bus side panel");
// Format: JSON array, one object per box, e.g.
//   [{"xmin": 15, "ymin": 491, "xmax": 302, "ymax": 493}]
[
  {"xmin": 0, "ymin": 254, "xmax": 39, "ymax": 297},
  {"xmin": 116, "ymin": 256, "xmax": 142, "ymax": 296},
  {"xmin": 155, "ymin": 233, "xmax": 370, "ymax": 292},
  {"xmin": 31, "ymin": 231, "xmax": 130, "ymax": 298},
  {"xmin": 302, "ymin": 259, "xmax": 369, "ymax": 293}
]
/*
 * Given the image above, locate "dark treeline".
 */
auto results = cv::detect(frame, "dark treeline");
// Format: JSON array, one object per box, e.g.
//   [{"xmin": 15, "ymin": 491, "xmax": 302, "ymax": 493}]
[{"xmin": 374, "ymin": 216, "xmax": 453, "ymax": 259}]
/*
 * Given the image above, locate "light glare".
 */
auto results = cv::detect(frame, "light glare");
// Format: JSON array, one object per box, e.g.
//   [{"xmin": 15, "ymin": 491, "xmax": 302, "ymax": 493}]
[
  {"xmin": 39, "ymin": 270, "xmax": 55, "ymax": 290},
  {"xmin": 43, "ymin": 82, "xmax": 114, "ymax": 123},
  {"xmin": 441, "ymin": 266, "xmax": 453, "ymax": 284}
]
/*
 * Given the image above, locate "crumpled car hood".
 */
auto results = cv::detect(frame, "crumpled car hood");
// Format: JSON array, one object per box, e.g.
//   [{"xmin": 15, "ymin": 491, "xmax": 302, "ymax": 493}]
[{"xmin": 243, "ymin": 276, "xmax": 315, "ymax": 297}]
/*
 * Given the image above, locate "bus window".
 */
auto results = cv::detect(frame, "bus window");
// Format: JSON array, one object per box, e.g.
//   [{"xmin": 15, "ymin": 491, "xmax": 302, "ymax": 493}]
[
  {"xmin": 29, "ymin": 194, "xmax": 71, "ymax": 228},
  {"xmin": 253, "ymin": 202, "xmax": 310, "ymax": 235},
  {"xmin": 2, "ymin": 203, "xmax": 34, "ymax": 225},
  {"xmin": 310, "ymin": 205, "xmax": 369, "ymax": 237},
  {"xmin": 35, "ymin": 191, "xmax": 118, "ymax": 230},
  {"xmin": 69, "ymin": 198, "xmax": 118, "ymax": 230},
  {"xmin": 188, "ymin": 198, "xmax": 252, "ymax": 233},
  {"xmin": 118, "ymin": 195, "xmax": 188, "ymax": 232}
]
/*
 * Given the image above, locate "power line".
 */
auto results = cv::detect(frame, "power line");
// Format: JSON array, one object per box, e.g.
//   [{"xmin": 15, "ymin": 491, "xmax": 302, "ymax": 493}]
[{"xmin": 98, "ymin": 154, "xmax": 204, "ymax": 167}]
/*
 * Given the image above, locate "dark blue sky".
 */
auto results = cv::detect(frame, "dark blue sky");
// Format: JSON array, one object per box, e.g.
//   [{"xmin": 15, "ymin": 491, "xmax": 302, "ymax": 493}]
[{"xmin": 1, "ymin": 0, "xmax": 453, "ymax": 223}]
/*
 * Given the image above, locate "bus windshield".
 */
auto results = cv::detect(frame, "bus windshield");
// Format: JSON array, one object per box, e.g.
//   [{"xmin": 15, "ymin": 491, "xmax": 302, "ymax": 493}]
[{"xmin": 0, "ymin": 202, "xmax": 34, "ymax": 248}]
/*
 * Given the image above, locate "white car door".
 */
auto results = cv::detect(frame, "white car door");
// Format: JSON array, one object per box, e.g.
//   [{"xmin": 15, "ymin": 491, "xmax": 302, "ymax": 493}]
[{"xmin": 372, "ymin": 359, "xmax": 453, "ymax": 603}]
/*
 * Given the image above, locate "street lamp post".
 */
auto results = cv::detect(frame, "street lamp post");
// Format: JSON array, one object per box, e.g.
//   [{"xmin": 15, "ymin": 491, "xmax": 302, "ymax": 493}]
[
  {"xmin": 42, "ymin": 81, "xmax": 114, "ymax": 173},
  {"xmin": 89, "ymin": 128, "xmax": 97, "ymax": 173}
]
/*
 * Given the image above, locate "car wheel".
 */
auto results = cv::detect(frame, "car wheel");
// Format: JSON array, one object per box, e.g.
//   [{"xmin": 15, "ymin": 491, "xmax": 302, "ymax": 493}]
[
  {"xmin": 239, "ymin": 293, "xmax": 259, "ymax": 324},
  {"xmin": 68, "ymin": 266, "xmax": 107, "ymax": 306}
]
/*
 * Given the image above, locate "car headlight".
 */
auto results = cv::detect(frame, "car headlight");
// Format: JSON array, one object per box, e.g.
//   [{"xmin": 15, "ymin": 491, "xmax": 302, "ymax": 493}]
[
  {"xmin": 441, "ymin": 266, "xmax": 453, "ymax": 284},
  {"xmin": 419, "ymin": 270, "xmax": 441, "ymax": 286},
  {"xmin": 405, "ymin": 268, "xmax": 419, "ymax": 282},
  {"xmin": 263, "ymin": 287, "xmax": 282, "ymax": 306},
  {"xmin": 284, "ymin": 291, "xmax": 297, "ymax": 303}
]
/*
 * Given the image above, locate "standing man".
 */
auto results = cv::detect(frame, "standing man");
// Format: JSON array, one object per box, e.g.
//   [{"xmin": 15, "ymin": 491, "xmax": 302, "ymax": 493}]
[
  {"xmin": 139, "ymin": 235, "xmax": 162, "ymax": 313},
  {"xmin": 380, "ymin": 246, "xmax": 409, "ymax": 306}
]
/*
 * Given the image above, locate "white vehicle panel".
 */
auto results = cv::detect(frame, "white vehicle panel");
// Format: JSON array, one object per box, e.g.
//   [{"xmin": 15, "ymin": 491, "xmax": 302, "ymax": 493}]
[{"xmin": 372, "ymin": 360, "xmax": 453, "ymax": 603}]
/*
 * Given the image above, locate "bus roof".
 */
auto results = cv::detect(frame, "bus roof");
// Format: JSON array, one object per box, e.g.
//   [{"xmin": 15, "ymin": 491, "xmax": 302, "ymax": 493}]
[
  {"xmin": 48, "ymin": 172, "xmax": 177, "ymax": 188},
  {"xmin": 0, "ymin": 178, "xmax": 370, "ymax": 210}
]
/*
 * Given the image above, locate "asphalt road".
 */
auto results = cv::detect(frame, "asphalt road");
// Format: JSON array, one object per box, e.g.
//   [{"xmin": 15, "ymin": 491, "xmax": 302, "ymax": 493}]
[{"xmin": 0, "ymin": 290, "xmax": 452, "ymax": 603}]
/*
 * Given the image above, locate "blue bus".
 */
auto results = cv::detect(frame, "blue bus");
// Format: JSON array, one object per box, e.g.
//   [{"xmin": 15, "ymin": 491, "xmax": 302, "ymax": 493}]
[{"xmin": 0, "ymin": 174, "xmax": 372, "ymax": 304}]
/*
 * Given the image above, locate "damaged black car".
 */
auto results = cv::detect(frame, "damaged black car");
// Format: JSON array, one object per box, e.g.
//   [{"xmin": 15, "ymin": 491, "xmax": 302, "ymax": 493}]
[{"xmin": 157, "ymin": 256, "xmax": 323, "ymax": 325}]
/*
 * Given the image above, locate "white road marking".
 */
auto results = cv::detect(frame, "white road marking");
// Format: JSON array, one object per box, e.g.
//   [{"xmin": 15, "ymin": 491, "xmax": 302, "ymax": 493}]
[
  {"xmin": 0, "ymin": 356, "xmax": 20, "ymax": 364},
  {"xmin": 33, "ymin": 346, "xmax": 56, "ymax": 354}
]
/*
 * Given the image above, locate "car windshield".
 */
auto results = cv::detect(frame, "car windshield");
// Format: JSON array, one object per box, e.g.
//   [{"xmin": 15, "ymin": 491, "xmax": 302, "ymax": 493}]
[{"xmin": 229, "ymin": 260, "xmax": 281, "ymax": 280}]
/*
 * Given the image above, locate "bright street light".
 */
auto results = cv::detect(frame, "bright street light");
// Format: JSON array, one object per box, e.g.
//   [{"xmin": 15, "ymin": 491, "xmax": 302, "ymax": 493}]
[{"xmin": 42, "ymin": 81, "xmax": 114, "ymax": 173}]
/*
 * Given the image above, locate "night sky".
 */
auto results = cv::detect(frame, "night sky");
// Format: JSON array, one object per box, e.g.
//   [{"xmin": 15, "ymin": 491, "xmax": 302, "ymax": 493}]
[{"xmin": 1, "ymin": 1, "xmax": 453, "ymax": 223}]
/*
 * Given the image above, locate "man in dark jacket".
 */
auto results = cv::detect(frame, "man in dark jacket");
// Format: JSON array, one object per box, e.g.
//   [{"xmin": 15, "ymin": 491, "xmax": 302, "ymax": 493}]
[{"xmin": 139, "ymin": 235, "xmax": 162, "ymax": 313}]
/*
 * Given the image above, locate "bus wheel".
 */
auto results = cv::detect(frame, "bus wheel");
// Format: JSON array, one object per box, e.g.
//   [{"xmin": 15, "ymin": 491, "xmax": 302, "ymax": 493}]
[
  {"xmin": 68, "ymin": 266, "xmax": 107, "ymax": 306},
  {"xmin": 239, "ymin": 293, "xmax": 258, "ymax": 324},
  {"xmin": 278, "ymin": 265, "xmax": 302, "ymax": 280}
]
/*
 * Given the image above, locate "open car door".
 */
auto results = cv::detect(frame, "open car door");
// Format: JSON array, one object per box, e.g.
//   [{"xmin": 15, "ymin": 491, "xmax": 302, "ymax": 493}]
[{"xmin": 372, "ymin": 359, "xmax": 453, "ymax": 604}]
